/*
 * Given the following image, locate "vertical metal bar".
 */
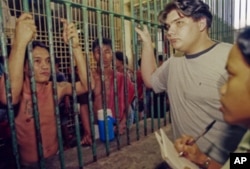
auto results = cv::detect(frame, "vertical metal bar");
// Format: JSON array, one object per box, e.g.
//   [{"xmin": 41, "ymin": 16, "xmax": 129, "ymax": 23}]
[
  {"xmin": 160, "ymin": 0, "xmax": 167, "ymax": 126},
  {"xmin": 22, "ymin": 1, "xmax": 45, "ymax": 168},
  {"xmin": 0, "ymin": 3, "xmax": 21, "ymax": 169},
  {"xmin": 137, "ymin": 0, "xmax": 146, "ymax": 135},
  {"xmin": 239, "ymin": 0, "xmax": 242, "ymax": 29},
  {"xmin": 96, "ymin": 0, "xmax": 110, "ymax": 156},
  {"xmin": 153, "ymin": 0, "xmax": 161, "ymax": 129},
  {"xmin": 210, "ymin": 0, "xmax": 214, "ymax": 39},
  {"xmin": 244, "ymin": 0, "xmax": 247, "ymax": 27},
  {"xmin": 141, "ymin": 1, "xmax": 150, "ymax": 128},
  {"xmin": 163, "ymin": 92, "xmax": 167, "ymax": 125},
  {"xmin": 109, "ymin": 0, "xmax": 121, "ymax": 150},
  {"xmin": 224, "ymin": 0, "xmax": 228, "ymax": 41},
  {"xmin": 144, "ymin": 0, "xmax": 154, "ymax": 133},
  {"xmin": 131, "ymin": 0, "xmax": 144, "ymax": 137},
  {"xmin": 165, "ymin": 0, "xmax": 171, "ymax": 125},
  {"xmin": 143, "ymin": 0, "xmax": 154, "ymax": 135},
  {"xmin": 142, "ymin": 82, "xmax": 148, "ymax": 136},
  {"xmin": 218, "ymin": 0, "xmax": 222, "ymax": 41},
  {"xmin": 82, "ymin": 0, "xmax": 97, "ymax": 162},
  {"xmin": 65, "ymin": 2, "xmax": 84, "ymax": 168},
  {"xmin": 44, "ymin": 1, "xmax": 65, "ymax": 169},
  {"xmin": 140, "ymin": 0, "xmax": 150, "ymax": 136},
  {"xmin": 221, "ymin": 0, "xmax": 225, "ymax": 41},
  {"xmin": 226, "ymin": 0, "xmax": 232, "ymax": 41},
  {"xmin": 246, "ymin": 0, "xmax": 250, "ymax": 27},
  {"xmin": 231, "ymin": 0, "xmax": 234, "ymax": 40},
  {"xmin": 150, "ymin": 91, "xmax": 154, "ymax": 132},
  {"xmin": 119, "ymin": 0, "xmax": 134, "ymax": 144},
  {"xmin": 229, "ymin": 0, "xmax": 233, "ymax": 42},
  {"xmin": 216, "ymin": 0, "xmax": 219, "ymax": 40},
  {"xmin": 211, "ymin": 0, "xmax": 215, "ymax": 39}
]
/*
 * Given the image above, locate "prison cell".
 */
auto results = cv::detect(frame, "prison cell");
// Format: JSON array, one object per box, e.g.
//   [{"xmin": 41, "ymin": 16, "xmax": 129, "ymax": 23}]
[{"xmin": 0, "ymin": 0, "xmax": 250, "ymax": 169}]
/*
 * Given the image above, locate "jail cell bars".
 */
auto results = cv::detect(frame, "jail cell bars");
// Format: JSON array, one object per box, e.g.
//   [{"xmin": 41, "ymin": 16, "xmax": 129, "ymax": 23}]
[{"xmin": 0, "ymin": 0, "xmax": 249, "ymax": 168}]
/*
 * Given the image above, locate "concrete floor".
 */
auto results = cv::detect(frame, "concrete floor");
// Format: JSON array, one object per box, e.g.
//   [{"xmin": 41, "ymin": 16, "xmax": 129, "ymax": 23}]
[
  {"xmin": 84, "ymin": 125, "xmax": 172, "ymax": 169},
  {"xmin": 21, "ymin": 118, "xmax": 173, "ymax": 169}
]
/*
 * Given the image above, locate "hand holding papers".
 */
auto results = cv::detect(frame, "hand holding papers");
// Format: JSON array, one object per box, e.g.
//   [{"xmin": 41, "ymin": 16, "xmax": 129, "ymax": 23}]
[{"xmin": 155, "ymin": 128, "xmax": 199, "ymax": 169}]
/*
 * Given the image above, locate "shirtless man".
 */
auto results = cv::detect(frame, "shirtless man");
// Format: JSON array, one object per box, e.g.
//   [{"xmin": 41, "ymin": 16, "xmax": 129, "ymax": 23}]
[
  {"xmin": 8, "ymin": 13, "xmax": 93, "ymax": 164},
  {"xmin": 90, "ymin": 38, "xmax": 134, "ymax": 136}
]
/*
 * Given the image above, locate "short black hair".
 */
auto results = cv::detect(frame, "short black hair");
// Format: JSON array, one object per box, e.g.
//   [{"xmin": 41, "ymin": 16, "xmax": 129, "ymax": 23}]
[
  {"xmin": 158, "ymin": 0, "xmax": 213, "ymax": 29},
  {"xmin": 237, "ymin": 27, "xmax": 250, "ymax": 65},
  {"xmin": 92, "ymin": 38, "xmax": 112, "ymax": 52},
  {"xmin": 32, "ymin": 41, "xmax": 49, "ymax": 51},
  {"xmin": 25, "ymin": 41, "xmax": 49, "ymax": 61},
  {"xmin": 115, "ymin": 51, "xmax": 128, "ymax": 65}
]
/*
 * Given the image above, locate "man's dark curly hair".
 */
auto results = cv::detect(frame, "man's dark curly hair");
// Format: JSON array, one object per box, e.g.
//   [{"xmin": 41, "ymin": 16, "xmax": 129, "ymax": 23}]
[
  {"xmin": 237, "ymin": 27, "xmax": 250, "ymax": 65},
  {"xmin": 158, "ymin": 0, "xmax": 213, "ymax": 29}
]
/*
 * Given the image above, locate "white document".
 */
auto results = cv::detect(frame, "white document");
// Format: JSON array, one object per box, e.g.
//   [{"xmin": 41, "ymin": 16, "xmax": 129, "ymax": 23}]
[{"xmin": 155, "ymin": 128, "xmax": 199, "ymax": 169}]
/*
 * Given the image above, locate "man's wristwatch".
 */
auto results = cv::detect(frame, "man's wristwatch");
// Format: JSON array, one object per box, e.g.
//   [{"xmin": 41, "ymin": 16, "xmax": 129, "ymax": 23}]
[{"xmin": 200, "ymin": 157, "xmax": 211, "ymax": 169}]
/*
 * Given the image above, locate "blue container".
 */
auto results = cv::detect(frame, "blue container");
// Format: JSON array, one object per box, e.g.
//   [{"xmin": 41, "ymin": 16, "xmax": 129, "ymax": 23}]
[{"xmin": 98, "ymin": 116, "xmax": 115, "ymax": 142}]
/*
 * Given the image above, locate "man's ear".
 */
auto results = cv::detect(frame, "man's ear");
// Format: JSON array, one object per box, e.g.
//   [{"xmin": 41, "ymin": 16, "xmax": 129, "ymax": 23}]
[{"xmin": 198, "ymin": 17, "xmax": 207, "ymax": 32}]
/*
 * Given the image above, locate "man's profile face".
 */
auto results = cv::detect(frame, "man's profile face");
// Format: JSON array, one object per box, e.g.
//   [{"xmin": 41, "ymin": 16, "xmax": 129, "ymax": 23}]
[{"xmin": 25, "ymin": 46, "xmax": 51, "ymax": 83}]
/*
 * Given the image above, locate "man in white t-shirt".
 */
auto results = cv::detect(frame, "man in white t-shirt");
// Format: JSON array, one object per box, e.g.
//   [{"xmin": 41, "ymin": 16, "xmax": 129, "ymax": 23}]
[{"xmin": 135, "ymin": 0, "xmax": 246, "ymax": 166}]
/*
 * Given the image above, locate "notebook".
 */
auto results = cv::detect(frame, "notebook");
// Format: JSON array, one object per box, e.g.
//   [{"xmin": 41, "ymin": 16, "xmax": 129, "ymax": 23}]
[{"xmin": 155, "ymin": 128, "xmax": 199, "ymax": 169}]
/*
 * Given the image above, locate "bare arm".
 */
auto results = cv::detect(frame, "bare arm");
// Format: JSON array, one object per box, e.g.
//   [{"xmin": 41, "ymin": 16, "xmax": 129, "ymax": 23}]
[
  {"xmin": 79, "ymin": 103, "xmax": 92, "ymax": 145},
  {"xmin": 135, "ymin": 25, "xmax": 157, "ymax": 88},
  {"xmin": 8, "ymin": 13, "xmax": 37, "ymax": 104},
  {"xmin": 61, "ymin": 19, "xmax": 94, "ymax": 96}
]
